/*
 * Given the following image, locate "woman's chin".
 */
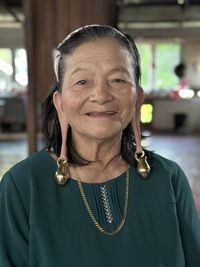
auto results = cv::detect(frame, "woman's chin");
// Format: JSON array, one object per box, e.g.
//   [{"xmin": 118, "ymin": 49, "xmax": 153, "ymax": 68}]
[
  {"xmin": 84, "ymin": 128, "xmax": 122, "ymax": 141},
  {"xmin": 72, "ymin": 122, "xmax": 124, "ymax": 141}
]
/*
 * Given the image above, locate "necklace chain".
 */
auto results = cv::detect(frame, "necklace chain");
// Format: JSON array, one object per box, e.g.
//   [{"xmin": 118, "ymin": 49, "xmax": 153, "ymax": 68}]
[{"xmin": 73, "ymin": 167, "xmax": 129, "ymax": 236}]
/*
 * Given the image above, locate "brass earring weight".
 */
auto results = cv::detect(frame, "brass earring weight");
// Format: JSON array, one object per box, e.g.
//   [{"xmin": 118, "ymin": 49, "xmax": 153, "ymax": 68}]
[
  {"xmin": 135, "ymin": 151, "xmax": 151, "ymax": 179},
  {"xmin": 55, "ymin": 158, "xmax": 70, "ymax": 185}
]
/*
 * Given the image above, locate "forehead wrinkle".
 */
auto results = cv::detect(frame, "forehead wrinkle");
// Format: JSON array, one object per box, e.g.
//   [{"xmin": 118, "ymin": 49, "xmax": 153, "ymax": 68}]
[
  {"xmin": 69, "ymin": 63, "xmax": 133, "ymax": 78},
  {"xmin": 70, "ymin": 65, "xmax": 93, "ymax": 78}
]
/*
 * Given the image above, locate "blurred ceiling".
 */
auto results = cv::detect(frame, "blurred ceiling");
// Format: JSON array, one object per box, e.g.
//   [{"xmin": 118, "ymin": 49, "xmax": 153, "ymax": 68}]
[
  {"xmin": 118, "ymin": 0, "xmax": 200, "ymax": 5},
  {"xmin": 117, "ymin": 0, "xmax": 200, "ymax": 37},
  {"xmin": 0, "ymin": 0, "xmax": 22, "ymax": 26},
  {"xmin": 0, "ymin": 0, "xmax": 200, "ymax": 38}
]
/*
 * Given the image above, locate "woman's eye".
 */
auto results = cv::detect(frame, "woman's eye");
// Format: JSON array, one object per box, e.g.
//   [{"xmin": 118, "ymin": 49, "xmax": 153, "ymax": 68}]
[
  {"xmin": 76, "ymin": 80, "xmax": 87, "ymax": 85},
  {"xmin": 113, "ymin": 78, "xmax": 126, "ymax": 83}
]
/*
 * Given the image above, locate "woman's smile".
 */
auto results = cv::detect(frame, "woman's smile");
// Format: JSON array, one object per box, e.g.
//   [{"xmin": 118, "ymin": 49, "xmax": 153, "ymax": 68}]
[{"xmin": 85, "ymin": 111, "xmax": 117, "ymax": 117}]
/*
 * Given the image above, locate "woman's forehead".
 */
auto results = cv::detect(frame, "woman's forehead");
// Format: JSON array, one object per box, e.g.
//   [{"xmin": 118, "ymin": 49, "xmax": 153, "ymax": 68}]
[
  {"xmin": 66, "ymin": 38, "xmax": 132, "ymax": 68},
  {"xmin": 69, "ymin": 38, "xmax": 125, "ymax": 55},
  {"xmin": 63, "ymin": 39, "xmax": 133, "ymax": 79}
]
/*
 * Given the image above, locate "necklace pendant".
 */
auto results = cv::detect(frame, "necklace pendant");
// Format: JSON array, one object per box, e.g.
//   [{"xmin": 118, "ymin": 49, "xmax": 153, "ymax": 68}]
[{"xmin": 100, "ymin": 185, "xmax": 113, "ymax": 224}]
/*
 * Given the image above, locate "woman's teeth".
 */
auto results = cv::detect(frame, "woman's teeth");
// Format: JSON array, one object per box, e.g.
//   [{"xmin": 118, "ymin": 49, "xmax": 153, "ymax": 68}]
[{"xmin": 87, "ymin": 112, "xmax": 116, "ymax": 116}]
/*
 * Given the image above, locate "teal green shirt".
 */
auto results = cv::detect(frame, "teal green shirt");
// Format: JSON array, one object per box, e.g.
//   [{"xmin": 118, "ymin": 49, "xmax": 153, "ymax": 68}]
[{"xmin": 0, "ymin": 150, "xmax": 200, "ymax": 267}]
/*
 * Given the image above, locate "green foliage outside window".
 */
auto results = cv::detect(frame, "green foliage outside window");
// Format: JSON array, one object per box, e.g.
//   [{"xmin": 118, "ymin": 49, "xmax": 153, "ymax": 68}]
[
  {"xmin": 0, "ymin": 49, "xmax": 13, "ymax": 92},
  {"xmin": 0, "ymin": 48, "xmax": 27, "ymax": 94},
  {"xmin": 0, "ymin": 49, "xmax": 12, "ymax": 64},
  {"xmin": 154, "ymin": 44, "xmax": 180, "ymax": 90},
  {"xmin": 137, "ymin": 42, "xmax": 180, "ymax": 91},
  {"xmin": 137, "ymin": 44, "xmax": 152, "ymax": 90}
]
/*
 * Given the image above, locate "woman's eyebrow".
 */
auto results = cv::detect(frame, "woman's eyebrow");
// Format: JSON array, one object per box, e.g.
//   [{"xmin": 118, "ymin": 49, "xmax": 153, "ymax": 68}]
[
  {"xmin": 70, "ymin": 67, "xmax": 91, "ymax": 77},
  {"xmin": 69, "ymin": 66, "xmax": 131, "ymax": 78},
  {"xmin": 108, "ymin": 67, "xmax": 131, "ymax": 77}
]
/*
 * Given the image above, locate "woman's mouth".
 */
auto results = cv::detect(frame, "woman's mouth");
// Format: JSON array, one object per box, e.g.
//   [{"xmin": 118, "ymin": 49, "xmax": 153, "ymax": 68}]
[{"xmin": 86, "ymin": 111, "xmax": 116, "ymax": 117}]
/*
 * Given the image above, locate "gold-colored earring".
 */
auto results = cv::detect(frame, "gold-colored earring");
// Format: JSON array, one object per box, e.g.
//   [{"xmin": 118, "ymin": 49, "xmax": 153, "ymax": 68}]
[
  {"xmin": 55, "ymin": 158, "xmax": 70, "ymax": 185},
  {"xmin": 135, "ymin": 151, "xmax": 151, "ymax": 179}
]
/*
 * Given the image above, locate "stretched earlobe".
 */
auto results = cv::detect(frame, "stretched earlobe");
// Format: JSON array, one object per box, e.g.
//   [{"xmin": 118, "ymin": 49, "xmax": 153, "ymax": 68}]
[
  {"xmin": 53, "ymin": 92, "xmax": 70, "ymax": 185},
  {"xmin": 131, "ymin": 86, "xmax": 144, "ymax": 154},
  {"xmin": 131, "ymin": 86, "xmax": 151, "ymax": 178}
]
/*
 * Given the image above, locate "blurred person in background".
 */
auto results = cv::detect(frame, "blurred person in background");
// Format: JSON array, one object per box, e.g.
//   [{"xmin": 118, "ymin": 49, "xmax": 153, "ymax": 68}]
[{"xmin": 170, "ymin": 62, "xmax": 189, "ymax": 98}]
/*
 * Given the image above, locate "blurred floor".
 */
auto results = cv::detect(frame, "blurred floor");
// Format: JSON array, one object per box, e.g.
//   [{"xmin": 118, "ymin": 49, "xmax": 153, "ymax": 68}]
[{"xmin": 0, "ymin": 132, "xmax": 200, "ymax": 214}]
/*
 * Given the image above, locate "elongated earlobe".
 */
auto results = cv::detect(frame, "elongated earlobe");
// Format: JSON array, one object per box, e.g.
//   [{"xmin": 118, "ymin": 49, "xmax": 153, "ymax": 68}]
[
  {"xmin": 131, "ymin": 86, "xmax": 151, "ymax": 178},
  {"xmin": 53, "ymin": 92, "xmax": 70, "ymax": 185}
]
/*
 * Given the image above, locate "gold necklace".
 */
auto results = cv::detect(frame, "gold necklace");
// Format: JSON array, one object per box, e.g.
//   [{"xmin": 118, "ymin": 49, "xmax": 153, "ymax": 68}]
[{"xmin": 73, "ymin": 167, "xmax": 129, "ymax": 236}]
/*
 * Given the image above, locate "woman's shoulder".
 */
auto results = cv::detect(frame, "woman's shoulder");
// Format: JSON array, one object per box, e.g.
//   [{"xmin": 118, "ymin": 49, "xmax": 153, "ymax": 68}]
[
  {"xmin": 139, "ymin": 153, "xmax": 190, "ymax": 199},
  {"xmin": 1, "ymin": 149, "xmax": 56, "ymax": 189},
  {"xmin": 152, "ymin": 152, "xmax": 180, "ymax": 170},
  {"xmin": 150, "ymin": 152, "xmax": 185, "ymax": 180},
  {"xmin": 9, "ymin": 149, "xmax": 52, "ymax": 173}
]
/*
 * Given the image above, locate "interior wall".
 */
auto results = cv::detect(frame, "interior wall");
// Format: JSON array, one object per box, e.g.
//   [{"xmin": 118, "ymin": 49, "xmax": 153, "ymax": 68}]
[{"xmin": 0, "ymin": 26, "xmax": 24, "ymax": 47}]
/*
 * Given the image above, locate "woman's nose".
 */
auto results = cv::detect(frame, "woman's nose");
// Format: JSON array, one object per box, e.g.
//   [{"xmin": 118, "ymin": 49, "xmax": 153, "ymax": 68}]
[{"xmin": 89, "ymin": 81, "xmax": 113, "ymax": 104}]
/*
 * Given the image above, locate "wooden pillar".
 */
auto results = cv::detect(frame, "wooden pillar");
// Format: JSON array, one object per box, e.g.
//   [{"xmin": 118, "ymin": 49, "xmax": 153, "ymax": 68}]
[
  {"xmin": 23, "ymin": 0, "xmax": 37, "ymax": 154},
  {"xmin": 23, "ymin": 0, "xmax": 56, "ymax": 154},
  {"xmin": 23, "ymin": 0, "xmax": 116, "ymax": 154},
  {"xmin": 55, "ymin": 0, "xmax": 116, "ymax": 42}
]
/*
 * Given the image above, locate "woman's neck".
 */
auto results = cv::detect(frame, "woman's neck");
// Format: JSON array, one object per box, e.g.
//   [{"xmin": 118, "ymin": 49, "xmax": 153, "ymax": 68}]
[
  {"xmin": 73, "ymin": 133, "xmax": 121, "ymax": 161},
  {"xmin": 69, "ymin": 134, "xmax": 128, "ymax": 183}
]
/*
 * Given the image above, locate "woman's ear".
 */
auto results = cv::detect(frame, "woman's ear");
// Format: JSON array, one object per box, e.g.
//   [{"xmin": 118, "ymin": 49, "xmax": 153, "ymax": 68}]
[
  {"xmin": 53, "ymin": 91, "xmax": 64, "ymax": 119},
  {"xmin": 135, "ymin": 86, "xmax": 144, "ymax": 113},
  {"xmin": 53, "ymin": 91, "xmax": 69, "ymax": 159},
  {"xmin": 131, "ymin": 86, "xmax": 144, "ymax": 154}
]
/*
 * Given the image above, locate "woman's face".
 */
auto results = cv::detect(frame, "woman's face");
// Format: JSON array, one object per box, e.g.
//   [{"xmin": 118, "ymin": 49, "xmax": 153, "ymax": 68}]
[{"xmin": 57, "ymin": 38, "xmax": 137, "ymax": 142}]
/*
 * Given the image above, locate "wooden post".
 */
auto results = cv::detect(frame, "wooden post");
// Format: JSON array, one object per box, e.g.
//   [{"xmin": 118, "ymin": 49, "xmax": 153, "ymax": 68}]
[
  {"xmin": 23, "ymin": 0, "xmax": 56, "ymax": 154},
  {"xmin": 23, "ymin": 0, "xmax": 37, "ymax": 154}
]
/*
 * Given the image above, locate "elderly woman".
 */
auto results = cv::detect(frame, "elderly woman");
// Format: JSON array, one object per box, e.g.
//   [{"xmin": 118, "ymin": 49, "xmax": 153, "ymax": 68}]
[{"xmin": 0, "ymin": 25, "xmax": 200, "ymax": 267}]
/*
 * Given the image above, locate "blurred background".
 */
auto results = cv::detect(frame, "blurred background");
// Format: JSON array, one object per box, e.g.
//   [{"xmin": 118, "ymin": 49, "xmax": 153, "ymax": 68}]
[{"xmin": 0, "ymin": 0, "xmax": 199, "ymax": 213}]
